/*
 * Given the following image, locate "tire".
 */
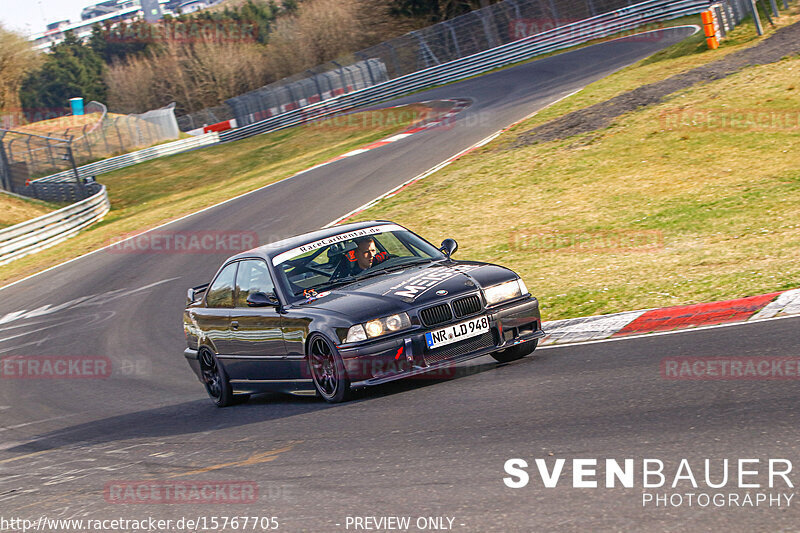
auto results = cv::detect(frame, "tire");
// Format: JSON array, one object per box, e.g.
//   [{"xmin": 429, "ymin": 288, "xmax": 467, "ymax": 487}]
[
  {"xmin": 491, "ymin": 339, "xmax": 538, "ymax": 364},
  {"xmin": 199, "ymin": 349, "xmax": 235, "ymax": 407},
  {"xmin": 307, "ymin": 334, "xmax": 352, "ymax": 403}
]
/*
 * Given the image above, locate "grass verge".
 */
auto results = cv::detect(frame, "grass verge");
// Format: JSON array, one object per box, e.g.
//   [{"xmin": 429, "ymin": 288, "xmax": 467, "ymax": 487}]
[
  {"xmin": 350, "ymin": 16, "xmax": 800, "ymax": 321},
  {"xmin": 0, "ymin": 192, "xmax": 58, "ymax": 229},
  {"xmin": 0, "ymin": 104, "xmax": 432, "ymax": 285}
]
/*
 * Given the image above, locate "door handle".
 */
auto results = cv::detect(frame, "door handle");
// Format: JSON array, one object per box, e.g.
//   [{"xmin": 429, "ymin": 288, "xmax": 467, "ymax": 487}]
[{"xmin": 231, "ymin": 321, "xmax": 239, "ymax": 330}]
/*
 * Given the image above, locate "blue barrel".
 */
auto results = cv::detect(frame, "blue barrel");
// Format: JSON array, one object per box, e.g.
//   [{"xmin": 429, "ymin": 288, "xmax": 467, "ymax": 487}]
[{"xmin": 70, "ymin": 97, "xmax": 85, "ymax": 116}]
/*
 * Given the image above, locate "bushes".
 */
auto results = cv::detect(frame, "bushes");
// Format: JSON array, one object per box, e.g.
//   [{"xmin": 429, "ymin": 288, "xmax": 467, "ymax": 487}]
[
  {"xmin": 105, "ymin": 0, "xmax": 410, "ymax": 114},
  {"xmin": 106, "ymin": 39, "xmax": 272, "ymax": 114}
]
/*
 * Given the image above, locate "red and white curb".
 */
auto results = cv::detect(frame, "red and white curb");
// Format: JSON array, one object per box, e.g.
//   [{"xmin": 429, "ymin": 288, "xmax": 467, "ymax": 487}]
[
  {"xmin": 299, "ymin": 99, "xmax": 471, "ymax": 175},
  {"xmin": 539, "ymin": 288, "xmax": 800, "ymax": 346}
]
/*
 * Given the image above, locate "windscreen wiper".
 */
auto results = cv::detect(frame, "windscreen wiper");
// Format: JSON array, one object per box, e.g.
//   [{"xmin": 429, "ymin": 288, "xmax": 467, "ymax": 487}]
[
  {"xmin": 354, "ymin": 258, "xmax": 434, "ymax": 280},
  {"xmin": 305, "ymin": 276, "xmax": 359, "ymax": 294}
]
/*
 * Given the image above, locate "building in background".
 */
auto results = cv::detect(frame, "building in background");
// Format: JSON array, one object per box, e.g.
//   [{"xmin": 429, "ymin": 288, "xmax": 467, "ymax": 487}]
[{"xmin": 28, "ymin": 0, "xmax": 214, "ymax": 50}]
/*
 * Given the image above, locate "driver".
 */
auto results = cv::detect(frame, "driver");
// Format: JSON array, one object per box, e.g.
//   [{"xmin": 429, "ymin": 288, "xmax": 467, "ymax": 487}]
[
  {"xmin": 332, "ymin": 236, "xmax": 388, "ymax": 279},
  {"xmin": 354, "ymin": 237, "xmax": 379, "ymax": 272}
]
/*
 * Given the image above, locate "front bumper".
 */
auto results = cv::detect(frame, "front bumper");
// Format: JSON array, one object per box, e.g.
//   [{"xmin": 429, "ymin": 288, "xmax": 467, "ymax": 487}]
[
  {"xmin": 184, "ymin": 348, "xmax": 202, "ymax": 382},
  {"xmin": 339, "ymin": 297, "xmax": 545, "ymax": 387}
]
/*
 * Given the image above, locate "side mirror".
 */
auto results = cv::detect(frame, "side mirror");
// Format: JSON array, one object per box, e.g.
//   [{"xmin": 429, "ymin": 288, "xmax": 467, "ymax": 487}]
[
  {"xmin": 246, "ymin": 292, "xmax": 280, "ymax": 307},
  {"xmin": 440, "ymin": 238, "xmax": 458, "ymax": 259},
  {"xmin": 187, "ymin": 284, "xmax": 208, "ymax": 305}
]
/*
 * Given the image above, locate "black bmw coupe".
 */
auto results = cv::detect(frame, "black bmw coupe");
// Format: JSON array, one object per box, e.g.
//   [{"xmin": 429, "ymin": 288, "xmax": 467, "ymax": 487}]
[{"xmin": 183, "ymin": 221, "xmax": 545, "ymax": 406}]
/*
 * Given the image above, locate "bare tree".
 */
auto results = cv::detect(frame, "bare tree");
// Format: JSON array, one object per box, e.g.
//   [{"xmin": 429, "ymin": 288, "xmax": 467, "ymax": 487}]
[{"xmin": 0, "ymin": 24, "xmax": 42, "ymax": 117}]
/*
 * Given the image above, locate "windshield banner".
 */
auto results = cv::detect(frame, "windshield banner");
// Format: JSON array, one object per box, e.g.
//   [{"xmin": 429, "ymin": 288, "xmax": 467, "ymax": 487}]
[{"xmin": 272, "ymin": 224, "xmax": 404, "ymax": 266}]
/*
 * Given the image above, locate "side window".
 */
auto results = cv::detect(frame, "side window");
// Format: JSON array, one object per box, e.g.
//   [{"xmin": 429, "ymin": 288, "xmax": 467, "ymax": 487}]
[
  {"xmin": 206, "ymin": 262, "xmax": 237, "ymax": 308},
  {"xmin": 235, "ymin": 259, "xmax": 276, "ymax": 307}
]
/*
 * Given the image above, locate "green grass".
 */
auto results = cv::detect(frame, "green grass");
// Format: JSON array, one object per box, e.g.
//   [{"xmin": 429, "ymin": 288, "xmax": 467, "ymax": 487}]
[
  {"xmin": 0, "ymin": 104, "xmax": 432, "ymax": 284},
  {"xmin": 0, "ymin": 192, "xmax": 59, "ymax": 229},
  {"xmin": 350, "ymin": 13, "xmax": 800, "ymax": 321}
]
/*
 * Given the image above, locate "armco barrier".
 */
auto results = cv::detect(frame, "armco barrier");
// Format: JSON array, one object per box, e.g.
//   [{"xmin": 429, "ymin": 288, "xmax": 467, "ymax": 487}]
[
  {"xmin": 30, "ymin": 0, "xmax": 711, "ymax": 184},
  {"xmin": 0, "ymin": 185, "xmax": 110, "ymax": 265}
]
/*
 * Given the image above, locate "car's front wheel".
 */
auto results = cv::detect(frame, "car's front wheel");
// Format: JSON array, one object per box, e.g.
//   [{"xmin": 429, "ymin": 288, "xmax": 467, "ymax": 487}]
[
  {"xmin": 491, "ymin": 339, "xmax": 538, "ymax": 364},
  {"xmin": 308, "ymin": 334, "xmax": 352, "ymax": 403},
  {"xmin": 200, "ymin": 349, "xmax": 235, "ymax": 407}
]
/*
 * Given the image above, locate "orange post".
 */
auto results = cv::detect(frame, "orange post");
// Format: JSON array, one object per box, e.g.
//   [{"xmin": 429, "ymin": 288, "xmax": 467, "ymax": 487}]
[{"xmin": 702, "ymin": 10, "xmax": 718, "ymax": 49}]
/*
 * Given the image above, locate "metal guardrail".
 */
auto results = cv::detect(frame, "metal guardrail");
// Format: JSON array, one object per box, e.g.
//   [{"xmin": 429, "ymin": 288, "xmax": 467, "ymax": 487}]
[
  {"xmin": 32, "ymin": 132, "xmax": 220, "ymax": 184},
  {"xmin": 219, "ymin": 0, "xmax": 712, "ymax": 142},
  {"xmin": 0, "ymin": 185, "xmax": 110, "ymax": 266}
]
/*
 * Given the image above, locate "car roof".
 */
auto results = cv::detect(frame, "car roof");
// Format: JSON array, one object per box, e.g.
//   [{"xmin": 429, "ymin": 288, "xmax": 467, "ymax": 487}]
[{"xmin": 226, "ymin": 220, "xmax": 401, "ymax": 263}]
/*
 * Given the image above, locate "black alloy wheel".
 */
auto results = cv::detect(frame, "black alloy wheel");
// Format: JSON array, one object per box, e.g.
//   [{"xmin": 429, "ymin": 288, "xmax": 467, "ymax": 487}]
[
  {"xmin": 200, "ymin": 349, "xmax": 235, "ymax": 407},
  {"xmin": 308, "ymin": 334, "xmax": 352, "ymax": 403}
]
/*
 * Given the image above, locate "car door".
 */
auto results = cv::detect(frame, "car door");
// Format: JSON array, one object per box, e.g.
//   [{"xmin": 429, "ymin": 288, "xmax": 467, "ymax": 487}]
[
  {"xmin": 193, "ymin": 261, "xmax": 237, "ymax": 356},
  {"xmin": 225, "ymin": 258, "xmax": 289, "ymax": 381}
]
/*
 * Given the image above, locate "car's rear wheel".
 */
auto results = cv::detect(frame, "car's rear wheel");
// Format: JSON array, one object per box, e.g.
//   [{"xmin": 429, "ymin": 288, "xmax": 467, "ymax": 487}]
[
  {"xmin": 200, "ymin": 349, "xmax": 235, "ymax": 407},
  {"xmin": 308, "ymin": 334, "xmax": 352, "ymax": 403},
  {"xmin": 491, "ymin": 339, "xmax": 538, "ymax": 364}
]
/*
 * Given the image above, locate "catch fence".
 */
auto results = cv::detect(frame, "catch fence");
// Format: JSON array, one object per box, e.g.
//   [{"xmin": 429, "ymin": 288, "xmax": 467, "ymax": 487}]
[{"xmin": 0, "ymin": 102, "xmax": 180, "ymax": 200}]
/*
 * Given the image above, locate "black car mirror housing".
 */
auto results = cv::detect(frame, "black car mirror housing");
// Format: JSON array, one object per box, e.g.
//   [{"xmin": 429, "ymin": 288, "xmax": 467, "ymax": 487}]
[
  {"xmin": 440, "ymin": 238, "xmax": 458, "ymax": 258},
  {"xmin": 246, "ymin": 292, "xmax": 280, "ymax": 307}
]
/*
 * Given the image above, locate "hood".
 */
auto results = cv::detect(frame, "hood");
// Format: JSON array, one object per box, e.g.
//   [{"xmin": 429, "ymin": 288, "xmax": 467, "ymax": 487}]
[{"xmin": 299, "ymin": 260, "xmax": 518, "ymax": 322}]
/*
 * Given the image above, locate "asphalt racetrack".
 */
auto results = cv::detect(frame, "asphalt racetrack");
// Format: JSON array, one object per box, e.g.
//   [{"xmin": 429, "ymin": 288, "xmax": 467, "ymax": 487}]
[{"xmin": 2, "ymin": 26, "xmax": 799, "ymax": 531}]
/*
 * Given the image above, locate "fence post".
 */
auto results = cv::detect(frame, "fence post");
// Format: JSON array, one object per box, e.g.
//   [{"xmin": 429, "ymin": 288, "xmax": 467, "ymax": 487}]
[
  {"xmin": 714, "ymin": 5, "xmax": 726, "ymax": 37},
  {"xmin": 112, "ymin": 117, "xmax": 124, "ymax": 153},
  {"xmin": 307, "ymin": 69, "xmax": 324, "ymax": 101},
  {"xmin": 506, "ymin": 0, "xmax": 523, "ymax": 19},
  {"xmin": 384, "ymin": 43, "xmax": 401, "ymax": 78},
  {"xmin": 749, "ymin": 0, "xmax": 764, "ymax": 34},
  {"xmin": 44, "ymin": 136, "xmax": 57, "ymax": 170},
  {"xmin": 24, "ymin": 136, "xmax": 36, "ymax": 177},
  {"xmin": 475, "ymin": 9, "xmax": 499, "ymax": 48},
  {"xmin": 411, "ymin": 31, "xmax": 440, "ymax": 68},
  {"xmin": 127, "ymin": 118, "xmax": 137, "ymax": 148},
  {"xmin": 548, "ymin": 0, "xmax": 561, "ymax": 23},
  {"xmin": 444, "ymin": 20, "xmax": 462, "ymax": 59},
  {"xmin": 768, "ymin": 0, "xmax": 779, "ymax": 17},
  {"xmin": 0, "ymin": 132, "xmax": 12, "ymax": 191},
  {"xmin": 757, "ymin": 0, "xmax": 774, "ymax": 24},
  {"xmin": 81, "ymin": 124, "xmax": 93, "ymax": 161},
  {"xmin": 100, "ymin": 121, "xmax": 111, "ymax": 154},
  {"xmin": 355, "ymin": 54, "xmax": 377, "ymax": 85},
  {"xmin": 66, "ymin": 138, "xmax": 87, "ymax": 199}
]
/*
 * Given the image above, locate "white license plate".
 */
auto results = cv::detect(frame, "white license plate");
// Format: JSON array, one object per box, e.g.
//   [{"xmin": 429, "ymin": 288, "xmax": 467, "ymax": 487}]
[{"xmin": 425, "ymin": 315, "xmax": 490, "ymax": 349}]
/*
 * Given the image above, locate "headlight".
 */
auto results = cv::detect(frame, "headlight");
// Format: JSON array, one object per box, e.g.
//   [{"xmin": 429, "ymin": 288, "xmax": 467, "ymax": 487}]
[
  {"xmin": 342, "ymin": 313, "xmax": 414, "ymax": 344},
  {"xmin": 483, "ymin": 279, "xmax": 527, "ymax": 306},
  {"xmin": 364, "ymin": 312, "xmax": 411, "ymax": 338}
]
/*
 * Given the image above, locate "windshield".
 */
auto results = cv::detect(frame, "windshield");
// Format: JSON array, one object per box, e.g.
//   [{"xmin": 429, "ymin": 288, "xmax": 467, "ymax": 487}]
[{"xmin": 273, "ymin": 226, "xmax": 445, "ymax": 299}]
